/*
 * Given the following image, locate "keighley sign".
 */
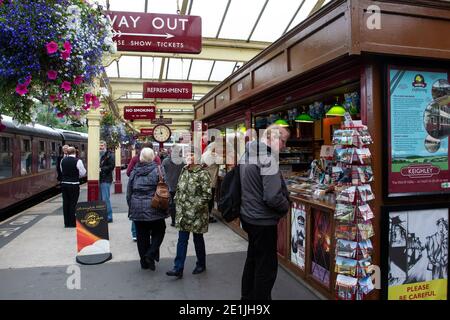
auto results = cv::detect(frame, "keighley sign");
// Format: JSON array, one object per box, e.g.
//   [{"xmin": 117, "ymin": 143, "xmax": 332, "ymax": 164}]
[{"xmin": 106, "ymin": 11, "xmax": 202, "ymax": 54}]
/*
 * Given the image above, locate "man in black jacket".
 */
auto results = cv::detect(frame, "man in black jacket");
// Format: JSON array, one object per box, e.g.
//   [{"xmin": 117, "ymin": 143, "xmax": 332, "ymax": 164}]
[
  {"xmin": 99, "ymin": 140, "xmax": 115, "ymax": 223},
  {"xmin": 60, "ymin": 147, "xmax": 86, "ymax": 227},
  {"xmin": 239, "ymin": 124, "xmax": 291, "ymax": 300}
]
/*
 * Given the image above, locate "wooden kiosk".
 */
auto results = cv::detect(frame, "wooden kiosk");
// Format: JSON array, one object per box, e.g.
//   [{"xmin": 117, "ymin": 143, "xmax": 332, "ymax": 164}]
[{"xmin": 195, "ymin": 0, "xmax": 450, "ymax": 300}]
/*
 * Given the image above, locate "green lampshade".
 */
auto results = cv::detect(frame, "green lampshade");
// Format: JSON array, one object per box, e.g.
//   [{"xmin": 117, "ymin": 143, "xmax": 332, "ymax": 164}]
[
  {"xmin": 326, "ymin": 103, "xmax": 346, "ymax": 117},
  {"xmin": 274, "ymin": 119, "xmax": 290, "ymax": 127},
  {"xmin": 295, "ymin": 113, "xmax": 314, "ymax": 123}
]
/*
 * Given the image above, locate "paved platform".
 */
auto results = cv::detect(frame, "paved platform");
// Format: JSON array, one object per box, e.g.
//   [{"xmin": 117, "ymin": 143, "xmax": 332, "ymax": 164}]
[{"xmin": 0, "ymin": 171, "xmax": 320, "ymax": 300}]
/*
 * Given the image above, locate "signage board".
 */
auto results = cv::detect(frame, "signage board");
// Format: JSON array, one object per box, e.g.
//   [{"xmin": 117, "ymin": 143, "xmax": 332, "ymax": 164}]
[
  {"xmin": 387, "ymin": 66, "xmax": 450, "ymax": 197},
  {"xmin": 140, "ymin": 128, "xmax": 154, "ymax": 136},
  {"xmin": 151, "ymin": 118, "xmax": 172, "ymax": 124},
  {"xmin": 106, "ymin": 11, "xmax": 202, "ymax": 53},
  {"xmin": 124, "ymin": 106, "xmax": 156, "ymax": 120},
  {"xmin": 143, "ymin": 82, "xmax": 192, "ymax": 99},
  {"xmin": 76, "ymin": 201, "xmax": 112, "ymax": 265}
]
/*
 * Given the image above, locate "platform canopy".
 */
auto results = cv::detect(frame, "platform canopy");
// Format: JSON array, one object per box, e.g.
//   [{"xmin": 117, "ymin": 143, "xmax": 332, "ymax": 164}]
[{"xmin": 94, "ymin": 0, "xmax": 332, "ymax": 133}]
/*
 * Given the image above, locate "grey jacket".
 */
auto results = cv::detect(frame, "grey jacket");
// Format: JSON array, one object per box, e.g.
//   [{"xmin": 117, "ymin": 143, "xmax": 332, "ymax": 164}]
[
  {"xmin": 162, "ymin": 156, "xmax": 185, "ymax": 192},
  {"xmin": 239, "ymin": 141, "xmax": 290, "ymax": 226},
  {"xmin": 127, "ymin": 162, "xmax": 168, "ymax": 221}
]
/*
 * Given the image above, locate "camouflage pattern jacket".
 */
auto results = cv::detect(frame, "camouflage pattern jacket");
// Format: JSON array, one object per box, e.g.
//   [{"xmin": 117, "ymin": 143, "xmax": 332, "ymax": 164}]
[{"xmin": 175, "ymin": 164, "xmax": 211, "ymax": 234}]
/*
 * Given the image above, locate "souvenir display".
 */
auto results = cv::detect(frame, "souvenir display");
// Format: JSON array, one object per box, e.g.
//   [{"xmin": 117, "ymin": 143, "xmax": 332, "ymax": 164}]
[{"xmin": 333, "ymin": 115, "xmax": 376, "ymax": 300}]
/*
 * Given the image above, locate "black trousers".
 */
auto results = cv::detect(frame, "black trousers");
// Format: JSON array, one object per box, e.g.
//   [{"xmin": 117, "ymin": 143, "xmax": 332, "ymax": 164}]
[
  {"xmin": 169, "ymin": 191, "xmax": 176, "ymax": 224},
  {"xmin": 208, "ymin": 187, "xmax": 216, "ymax": 215},
  {"xmin": 241, "ymin": 220, "xmax": 278, "ymax": 300},
  {"xmin": 135, "ymin": 219, "xmax": 166, "ymax": 262},
  {"xmin": 61, "ymin": 183, "xmax": 80, "ymax": 227}
]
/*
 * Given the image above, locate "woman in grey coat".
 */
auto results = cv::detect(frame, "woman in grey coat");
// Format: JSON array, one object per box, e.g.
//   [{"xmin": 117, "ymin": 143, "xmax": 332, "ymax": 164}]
[{"xmin": 127, "ymin": 148, "xmax": 168, "ymax": 270}]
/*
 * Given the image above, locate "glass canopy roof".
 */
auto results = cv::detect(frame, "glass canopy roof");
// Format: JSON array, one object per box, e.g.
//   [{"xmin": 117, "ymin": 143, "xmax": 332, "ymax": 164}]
[{"xmin": 93, "ymin": 0, "xmax": 333, "ymax": 101}]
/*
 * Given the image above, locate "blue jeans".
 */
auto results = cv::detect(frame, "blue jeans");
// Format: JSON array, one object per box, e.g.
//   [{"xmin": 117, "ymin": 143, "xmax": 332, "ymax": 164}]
[
  {"xmin": 100, "ymin": 182, "xmax": 112, "ymax": 221},
  {"xmin": 131, "ymin": 221, "xmax": 136, "ymax": 238},
  {"xmin": 174, "ymin": 231, "xmax": 206, "ymax": 272}
]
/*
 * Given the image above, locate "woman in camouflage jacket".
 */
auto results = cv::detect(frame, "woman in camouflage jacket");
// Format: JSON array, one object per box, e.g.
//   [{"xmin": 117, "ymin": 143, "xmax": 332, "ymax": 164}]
[{"xmin": 166, "ymin": 153, "xmax": 211, "ymax": 278}]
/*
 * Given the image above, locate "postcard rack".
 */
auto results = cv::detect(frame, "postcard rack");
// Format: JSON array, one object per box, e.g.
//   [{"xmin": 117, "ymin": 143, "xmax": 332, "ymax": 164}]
[{"xmin": 332, "ymin": 122, "xmax": 376, "ymax": 300}]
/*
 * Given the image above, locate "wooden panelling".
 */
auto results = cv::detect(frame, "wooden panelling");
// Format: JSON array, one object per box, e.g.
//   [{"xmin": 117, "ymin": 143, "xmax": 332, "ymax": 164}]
[
  {"xmin": 195, "ymin": 106, "xmax": 204, "ymax": 119},
  {"xmin": 230, "ymin": 74, "xmax": 252, "ymax": 101},
  {"xmin": 204, "ymin": 98, "xmax": 215, "ymax": 117},
  {"xmin": 253, "ymin": 52, "xmax": 287, "ymax": 89},
  {"xmin": 358, "ymin": 0, "xmax": 450, "ymax": 59},
  {"xmin": 215, "ymin": 88, "xmax": 230, "ymax": 111},
  {"xmin": 289, "ymin": 12, "xmax": 349, "ymax": 74}
]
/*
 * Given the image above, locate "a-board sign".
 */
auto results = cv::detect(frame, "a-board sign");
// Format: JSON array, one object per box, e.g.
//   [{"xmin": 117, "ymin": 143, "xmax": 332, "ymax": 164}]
[{"xmin": 76, "ymin": 201, "xmax": 112, "ymax": 265}]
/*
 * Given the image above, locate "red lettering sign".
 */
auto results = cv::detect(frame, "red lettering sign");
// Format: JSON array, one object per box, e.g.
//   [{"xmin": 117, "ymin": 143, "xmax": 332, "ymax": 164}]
[
  {"xmin": 140, "ymin": 128, "xmax": 154, "ymax": 136},
  {"xmin": 124, "ymin": 106, "xmax": 156, "ymax": 120},
  {"xmin": 106, "ymin": 11, "xmax": 202, "ymax": 54},
  {"xmin": 400, "ymin": 164, "xmax": 440, "ymax": 178},
  {"xmin": 143, "ymin": 82, "xmax": 192, "ymax": 99}
]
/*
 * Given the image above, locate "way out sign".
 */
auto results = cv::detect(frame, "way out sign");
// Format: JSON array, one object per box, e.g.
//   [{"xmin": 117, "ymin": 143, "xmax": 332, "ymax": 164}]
[{"xmin": 106, "ymin": 11, "xmax": 202, "ymax": 54}]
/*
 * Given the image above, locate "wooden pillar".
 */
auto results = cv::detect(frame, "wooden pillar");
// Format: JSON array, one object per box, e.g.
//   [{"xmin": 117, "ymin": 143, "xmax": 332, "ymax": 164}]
[
  {"xmin": 86, "ymin": 107, "xmax": 101, "ymax": 201},
  {"xmin": 114, "ymin": 145, "xmax": 122, "ymax": 193}
]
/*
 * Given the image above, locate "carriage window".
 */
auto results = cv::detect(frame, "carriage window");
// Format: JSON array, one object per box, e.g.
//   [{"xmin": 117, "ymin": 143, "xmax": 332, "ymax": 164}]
[
  {"xmin": 21, "ymin": 139, "xmax": 32, "ymax": 175},
  {"xmin": 38, "ymin": 140, "xmax": 47, "ymax": 172},
  {"xmin": 50, "ymin": 142, "xmax": 57, "ymax": 168},
  {"xmin": 0, "ymin": 137, "xmax": 12, "ymax": 179}
]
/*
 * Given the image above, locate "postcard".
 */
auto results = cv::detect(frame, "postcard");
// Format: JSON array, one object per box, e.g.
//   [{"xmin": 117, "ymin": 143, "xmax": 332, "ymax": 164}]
[
  {"xmin": 358, "ymin": 204, "xmax": 374, "ymax": 221},
  {"xmin": 336, "ymin": 186, "xmax": 356, "ymax": 203},
  {"xmin": 335, "ymin": 223, "xmax": 357, "ymax": 241},
  {"xmin": 359, "ymin": 276, "xmax": 375, "ymax": 294},
  {"xmin": 336, "ymin": 239, "xmax": 357, "ymax": 258},
  {"xmin": 334, "ymin": 148, "xmax": 354, "ymax": 164},
  {"xmin": 358, "ymin": 184, "xmax": 375, "ymax": 202},
  {"xmin": 357, "ymin": 166, "xmax": 373, "ymax": 183},
  {"xmin": 336, "ymin": 274, "xmax": 358, "ymax": 288},
  {"xmin": 335, "ymin": 256, "xmax": 357, "ymax": 276},
  {"xmin": 355, "ymin": 148, "xmax": 371, "ymax": 165},
  {"xmin": 358, "ymin": 221, "xmax": 375, "ymax": 240},
  {"xmin": 335, "ymin": 203, "xmax": 355, "ymax": 222}
]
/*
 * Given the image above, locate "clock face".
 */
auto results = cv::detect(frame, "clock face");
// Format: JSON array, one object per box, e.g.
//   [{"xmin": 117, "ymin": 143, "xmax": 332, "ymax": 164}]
[{"xmin": 153, "ymin": 125, "xmax": 171, "ymax": 142}]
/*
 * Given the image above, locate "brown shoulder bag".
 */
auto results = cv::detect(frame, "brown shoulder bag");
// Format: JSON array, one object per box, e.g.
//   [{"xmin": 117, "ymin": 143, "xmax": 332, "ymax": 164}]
[{"xmin": 151, "ymin": 166, "xmax": 170, "ymax": 210}]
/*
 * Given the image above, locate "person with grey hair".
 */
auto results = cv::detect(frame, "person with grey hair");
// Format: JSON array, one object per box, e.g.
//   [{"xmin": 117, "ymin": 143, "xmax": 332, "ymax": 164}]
[
  {"xmin": 127, "ymin": 147, "xmax": 168, "ymax": 270},
  {"xmin": 239, "ymin": 123, "xmax": 291, "ymax": 300}
]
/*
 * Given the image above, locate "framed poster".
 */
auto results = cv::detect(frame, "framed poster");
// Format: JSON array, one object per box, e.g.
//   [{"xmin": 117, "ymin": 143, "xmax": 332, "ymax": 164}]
[
  {"xmin": 310, "ymin": 209, "xmax": 332, "ymax": 287},
  {"xmin": 382, "ymin": 205, "xmax": 449, "ymax": 300},
  {"xmin": 387, "ymin": 66, "xmax": 450, "ymax": 197},
  {"xmin": 291, "ymin": 202, "xmax": 306, "ymax": 270}
]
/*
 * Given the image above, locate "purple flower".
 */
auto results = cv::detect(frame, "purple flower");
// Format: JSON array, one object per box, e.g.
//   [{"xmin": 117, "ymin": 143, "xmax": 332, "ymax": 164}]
[
  {"xmin": 61, "ymin": 81, "xmax": 71, "ymax": 92},
  {"xmin": 46, "ymin": 41, "xmax": 58, "ymax": 54},
  {"xmin": 15, "ymin": 84, "xmax": 28, "ymax": 96},
  {"xmin": 47, "ymin": 70, "xmax": 57, "ymax": 80}
]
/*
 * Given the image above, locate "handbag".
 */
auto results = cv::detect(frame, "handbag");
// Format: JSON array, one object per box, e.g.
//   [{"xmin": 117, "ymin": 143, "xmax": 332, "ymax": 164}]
[{"xmin": 151, "ymin": 166, "xmax": 170, "ymax": 210}]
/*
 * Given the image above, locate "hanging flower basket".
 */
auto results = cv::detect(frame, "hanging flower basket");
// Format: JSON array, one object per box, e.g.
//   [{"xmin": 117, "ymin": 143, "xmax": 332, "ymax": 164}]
[{"xmin": 0, "ymin": 0, "xmax": 116, "ymax": 124}]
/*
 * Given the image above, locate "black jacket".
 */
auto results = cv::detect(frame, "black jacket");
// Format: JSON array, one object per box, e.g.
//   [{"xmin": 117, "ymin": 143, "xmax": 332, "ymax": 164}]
[
  {"xmin": 239, "ymin": 141, "xmax": 290, "ymax": 226},
  {"xmin": 127, "ymin": 162, "xmax": 168, "ymax": 222},
  {"xmin": 100, "ymin": 151, "xmax": 115, "ymax": 183}
]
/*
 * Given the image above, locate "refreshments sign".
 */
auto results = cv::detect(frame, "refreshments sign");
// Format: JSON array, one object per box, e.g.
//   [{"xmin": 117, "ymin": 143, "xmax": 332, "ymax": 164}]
[
  {"xmin": 124, "ymin": 106, "xmax": 156, "ymax": 120},
  {"xmin": 143, "ymin": 82, "xmax": 192, "ymax": 99},
  {"xmin": 106, "ymin": 11, "xmax": 202, "ymax": 54},
  {"xmin": 140, "ymin": 128, "xmax": 154, "ymax": 136}
]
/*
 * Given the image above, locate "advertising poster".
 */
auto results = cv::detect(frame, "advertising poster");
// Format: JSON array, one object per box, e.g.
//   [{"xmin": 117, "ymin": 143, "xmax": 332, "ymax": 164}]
[
  {"xmin": 388, "ymin": 66, "xmax": 450, "ymax": 196},
  {"xmin": 388, "ymin": 208, "xmax": 448, "ymax": 300},
  {"xmin": 76, "ymin": 201, "xmax": 112, "ymax": 265},
  {"xmin": 291, "ymin": 202, "xmax": 306, "ymax": 270},
  {"xmin": 311, "ymin": 210, "xmax": 331, "ymax": 286}
]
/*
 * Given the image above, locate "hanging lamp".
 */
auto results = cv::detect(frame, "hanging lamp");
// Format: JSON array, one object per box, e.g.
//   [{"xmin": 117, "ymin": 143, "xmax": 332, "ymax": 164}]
[{"xmin": 326, "ymin": 97, "xmax": 346, "ymax": 117}]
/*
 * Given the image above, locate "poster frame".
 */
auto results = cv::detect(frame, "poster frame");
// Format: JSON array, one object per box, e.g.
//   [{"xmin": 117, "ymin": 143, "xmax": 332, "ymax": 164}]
[
  {"xmin": 383, "ymin": 64, "xmax": 450, "ymax": 198},
  {"xmin": 380, "ymin": 203, "xmax": 450, "ymax": 300}
]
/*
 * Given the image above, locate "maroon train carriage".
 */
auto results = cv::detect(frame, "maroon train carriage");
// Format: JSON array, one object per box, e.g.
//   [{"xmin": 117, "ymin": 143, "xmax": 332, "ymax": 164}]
[{"xmin": 0, "ymin": 116, "xmax": 88, "ymax": 217}]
